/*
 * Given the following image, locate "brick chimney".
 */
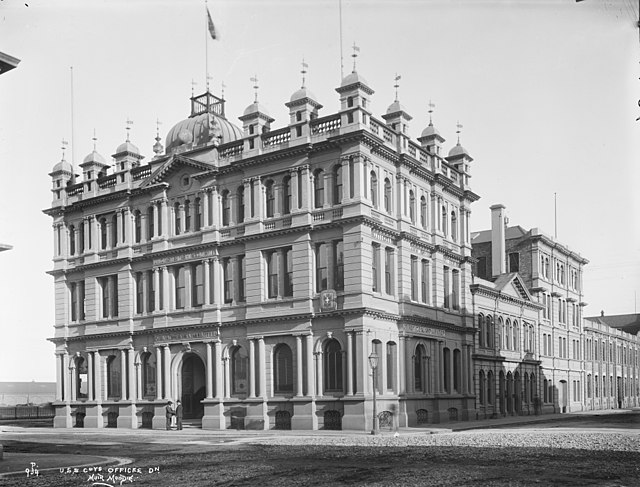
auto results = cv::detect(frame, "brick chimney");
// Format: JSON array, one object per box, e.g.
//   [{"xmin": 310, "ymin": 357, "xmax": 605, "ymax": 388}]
[{"xmin": 490, "ymin": 204, "xmax": 506, "ymax": 277}]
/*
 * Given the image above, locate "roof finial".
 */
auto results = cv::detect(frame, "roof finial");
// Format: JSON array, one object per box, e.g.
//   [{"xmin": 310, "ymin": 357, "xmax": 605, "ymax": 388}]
[
  {"xmin": 61, "ymin": 139, "xmax": 68, "ymax": 160},
  {"xmin": 351, "ymin": 42, "xmax": 360, "ymax": 72},
  {"xmin": 428, "ymin": 100, "xmax": 435, "ymax": 125},
  {"xmin": 207, "ymin": 74, "xmax": 213, "ymax": 93},
  {"xmin": 155, "ymin": 118, "xmax": 162, "ymax": 140},
  {"xmin": 191, "ymin": 79, "xmax": 197, "ymax": 97},
  {"xmin": 394, "ymin": 73, "xmax": 401, "ymax": 102},
  {"xmin": 456, "ymin": 121, "xmax": 463, "ymax": 144},
  {"xmin": 126, "ymin": 118, "xmax": 133, "ymax": 142},
  {"xmin": 92, "ymin": 129, "xmax": 97, "ymax": 151},
  {"xmin": 153, "ymin": 118, "xmax": 163, "ymax": 155},
  {"xmin": 221, "ymin": 81, "xmax": 226, "ymax": 100},
  {"xmin": 301, "ymin": 58, "xmax": 308, "ymax": 89},
  {"xmin": 250, "ymin": 74, "xmax": 259, "ymax": 103}
]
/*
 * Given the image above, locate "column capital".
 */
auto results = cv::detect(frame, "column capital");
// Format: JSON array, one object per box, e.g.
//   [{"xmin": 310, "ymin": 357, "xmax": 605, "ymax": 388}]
[{"xmin": 289, "ymin": 167, "xmax": 300, "ymax": 174}]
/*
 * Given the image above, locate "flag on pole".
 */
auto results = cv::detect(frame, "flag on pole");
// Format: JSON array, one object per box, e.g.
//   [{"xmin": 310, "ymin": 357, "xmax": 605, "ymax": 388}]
[{"xmin": 207, "ymin": 7, "xmax": 218, "ymax": 40}]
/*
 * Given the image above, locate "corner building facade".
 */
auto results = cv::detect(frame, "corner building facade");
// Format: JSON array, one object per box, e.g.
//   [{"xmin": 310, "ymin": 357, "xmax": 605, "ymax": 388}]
[{"xmin": 46, "ymin": 69, "xmax": 480, "ymax": 430}]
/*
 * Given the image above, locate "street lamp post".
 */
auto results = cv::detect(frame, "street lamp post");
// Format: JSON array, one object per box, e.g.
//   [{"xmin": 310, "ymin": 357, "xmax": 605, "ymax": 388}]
[{"xmin": 368, "ymin": 350, "xmax": 379, "ymax": 435}]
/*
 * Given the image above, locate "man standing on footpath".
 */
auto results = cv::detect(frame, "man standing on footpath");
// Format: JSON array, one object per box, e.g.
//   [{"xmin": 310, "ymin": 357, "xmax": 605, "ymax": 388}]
[
  {"xmin": 175, "ymin": 400, "xmax": 183, "ymax": 431},
  {"xmin": 165, "ymin": 401, "xmax": 175, "ymax": 430}
]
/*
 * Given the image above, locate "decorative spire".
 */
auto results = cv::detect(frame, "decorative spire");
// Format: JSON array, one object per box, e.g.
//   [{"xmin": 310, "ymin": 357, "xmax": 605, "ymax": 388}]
[
  {"xmin": 92, "ymin": 129, "xmax": 97, "ymax": 151},
  {"xmin": 351, "ymin": 42, "xmax": 360, "ymax": 72},
  {"xmin": 456, "ymin": 121, "xmax": 463, "ymax": 144},
  {"xmin": 250, "ymin": 74, "xmax": 259, "ymax": 102},
  {"xmin": 428, "ymin": 100, "xmax": 435, "ymax": 125},
  {"xmin": 126, "ymin": 118, "xmax": 133, "ymax": 142},
  {"xmin": 153, "ymin": 118, "xmax": 164, "ymax": 155},
  {"xmin": 300, "ymin": 58, "xmax": 308, "ymax": 89},
  {"xmin": 394, "ymin": 73, "xmax": 401, "ymax": 102},
  {"xmin": 61, "ymin": 139, "xmax": 68, "ymax": 160}
]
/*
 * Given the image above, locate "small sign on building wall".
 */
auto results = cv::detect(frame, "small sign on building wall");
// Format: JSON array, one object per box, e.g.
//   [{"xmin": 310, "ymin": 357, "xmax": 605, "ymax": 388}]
[{"xmin": 320, "ymin": 290, "xmax": 337, "ymax": 312}]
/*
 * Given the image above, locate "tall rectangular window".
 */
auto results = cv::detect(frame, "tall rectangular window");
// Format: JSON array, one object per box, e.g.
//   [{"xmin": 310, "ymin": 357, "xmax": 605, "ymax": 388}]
[
  {"xmin": 147, "ymin": 270, "xmax": 155, "ymax": 312},
  {"xmin": 410, "ymin": 256, "xmax": 418, "ymax": 301},
  {"xmin": 175, "ymin": 266, "xmax": 185, "ymax": 309},
  {"xmin": 192, "ymin": 263, "xmax": 204, "ymax": 307},
  {"xmin": 421, "ymin": 260, "xmax": 429, "ymax": 303},
  {"xmin": 99, "ymin": 276, "xmax": 117, "ymax": 318},
  {"xmin": 238, "ymin": 255, "xmax": 246, "ymax": 302},
  {"xmin": 443, "ymin": 266, "xmax": 450, "ymax": 309},
  {"xmin": 384, "ymin": 248, "xmax": 394, "ymax": 295},
  {"xmin": 70, "ymin": 282, "xmax": 78, "ymax": 321},
  {"xmin": 452, "ymin": 269, "xmax": 460, "ymax": 310},
  {"xmin": 267, "ymin": 251, "xmax": 278, "ymax": 298},
  {"xmin": 135, "ymin": 272, "xmax": 144, "ymax": 314},
  {"xmin": 372, "ymin": 244, "xmax": 379, "ymax": 292},
  {"xmin": 78, "ymin": 280, "xmax": 85, "ymax": 320},
  {"xmin": 333, "ymin": 240, "xmax": 344, "ymax": 291},
  {"xmin": 315, "ymin": 243, "xmax": 328, "ymax": 292},
  {"xmin": 508, "ymin": 252, "xmax": 520, "ymax": 273},
  {"xmin": 284, "ymin": 248, "xmax": 293, "ymax": 297},
  {"xmin": 223, "ymin": 258, "xmax": 233, "ymax": 304}
]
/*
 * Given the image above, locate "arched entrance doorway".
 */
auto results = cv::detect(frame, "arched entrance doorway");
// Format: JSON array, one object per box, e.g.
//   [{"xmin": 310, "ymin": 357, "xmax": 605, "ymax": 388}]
[{"xmin": 181, "ymin": 354, "xmax": 206, "ymax": 419}]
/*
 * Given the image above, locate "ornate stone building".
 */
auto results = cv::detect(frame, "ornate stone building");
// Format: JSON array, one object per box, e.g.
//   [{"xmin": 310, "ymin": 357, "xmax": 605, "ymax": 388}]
[{"xmin": 46, "ymin": 65, "xmax": 481, "ymax": 430}]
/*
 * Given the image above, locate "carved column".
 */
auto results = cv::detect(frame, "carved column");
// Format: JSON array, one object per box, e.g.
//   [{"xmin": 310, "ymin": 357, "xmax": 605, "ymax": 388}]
[
  {"xmin": 248, "ymin": 339, "xmax": 256, "ymax": 398},
  {"xmin": 153, "ymin": 268, "xmax": 160, "ymax": 311},
  {"xmin": 214, "ymin": 340, "xmax": 223, "ymax": 399},
  {"xmin": 69, "ymin": 359, "xmax": 77, "ymax": 402},
  {"xmin": 398, "ymin": 336, "xmax": 406, "ymax": 395},
  {"xmin": 203, "ymin": 259, "xmax": 211, "ymax": 306},
  {"xmin": 306, "ymin": 334, "xmax": 315, "ymax": 397},
  {"xmin": 295, "ymin": 335, "xmax": 304, "ymax": 397},
  {"xmin": 135, "ymin": 354, "xmax": 142, "ymax": 401},
  {"xmin": 87, "ymin": 352, "xmax": 94, "ymax": 401},
  {"xmin": 55, "ymin": 353, "xmax": 63, "ymax": 401},
  {"xmin": 290, "ymin": 168, "xmax": 299, "ymax": 211},
  {"xmin": 155, "ymin": 346, "xmax": 163, "ymax": 400},
  {"xmin": 202, "ymin": 191, "xmax": 210, "ymax": 227},
  {"xmin": 346, "ymin": 331, "xmax": 354, "ymax": 396},
  {"xmin": 206, "ymin": 341, "xmax": 213, "ymax": 399},
  {"xmin": 128, "ymin": 348, "xmax": 135, "ymax": 401},
  {"xmin": 258, "ymin": 337, "xmax": 267, "ymax": 398},
  {"xmin": 163, "ymin": 345, "xmax": 171, "ymax": 400}
]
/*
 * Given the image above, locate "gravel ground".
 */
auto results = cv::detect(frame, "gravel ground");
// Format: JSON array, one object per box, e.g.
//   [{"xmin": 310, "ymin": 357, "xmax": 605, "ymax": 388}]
[{"xmin": 250, "ymin": 429, "xmax": 640, "ymax": 452}]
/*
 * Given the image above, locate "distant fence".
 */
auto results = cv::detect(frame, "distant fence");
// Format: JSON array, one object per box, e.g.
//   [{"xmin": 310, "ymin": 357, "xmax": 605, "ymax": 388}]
[{"xmin": 0, "ymin": 404, "xmax": 55, "ymax": 420}]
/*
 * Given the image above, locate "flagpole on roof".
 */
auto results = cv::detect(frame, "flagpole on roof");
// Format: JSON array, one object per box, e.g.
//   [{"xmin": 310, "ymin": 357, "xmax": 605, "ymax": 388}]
[{"xmin": 205, "ymin": 0, "xmax": 209, "ymax": 93}]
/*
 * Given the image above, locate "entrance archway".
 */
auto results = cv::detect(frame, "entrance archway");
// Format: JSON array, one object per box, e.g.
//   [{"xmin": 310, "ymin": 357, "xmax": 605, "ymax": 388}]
[{"xmin": 181, "ymin": 354, "xmax": 206, "ymax": 419}]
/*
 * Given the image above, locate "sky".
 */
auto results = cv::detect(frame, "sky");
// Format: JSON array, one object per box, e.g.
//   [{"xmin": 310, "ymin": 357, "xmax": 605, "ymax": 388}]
[{"xmin": 0, "ymin": 0, "xmax": 638, "ymax": 382}]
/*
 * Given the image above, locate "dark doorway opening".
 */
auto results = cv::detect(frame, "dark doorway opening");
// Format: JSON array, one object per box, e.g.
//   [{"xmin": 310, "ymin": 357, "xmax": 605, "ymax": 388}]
[{"xmin": 181, "ymin": 353, "xmax": 206, "ymax": 419}]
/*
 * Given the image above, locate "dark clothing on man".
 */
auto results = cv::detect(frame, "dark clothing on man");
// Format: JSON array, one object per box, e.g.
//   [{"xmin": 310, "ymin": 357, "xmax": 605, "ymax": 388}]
[
  {"xmin": 175, "ymin": 402, "xmax": 183, "ymax": 430},
  {"xmin": 165, "ymin": 403, "xmax": 174, "ymax": 430}
]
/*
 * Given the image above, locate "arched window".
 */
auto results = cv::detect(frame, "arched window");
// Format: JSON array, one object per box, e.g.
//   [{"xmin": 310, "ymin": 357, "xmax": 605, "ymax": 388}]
[
  {"xmin": 274, "ymin": 344, "xmax": 294, "ymax": 394},
  {"xmin": 107, "ymin": 354, "xmax": 121, "ymax": 399},
  {"xmin": 237, "ymin": 186, "xmax": 245, "ymax": 223},
  {"xmin": 384, "ymin": 178, "xmax": 392, "ymax": 213},
  {"xmin": 451, "ymin": 210, "xmax": 457, "ymax": 241},
  {"xmin": 265, "ymin": 179, "xmax": 275, "ymax": 217},
  {"xmin": 414, "ymin": 344, "xmax": 427, "ymax": 392},
  {"xmin": 333, "ymin": 165, "xmax": 342, "ymax": 205},
  {"xmin": 324, "ymin": 339, "xmax": 343, "ymax": 392},
  {"xmin": 111, "ymin": 214, "xmax": 118, "ymax": 247},
  {"xmin": 175, "ymin": 266, "xmax": 185, "ymax": 309},
  {"xmin": 132, "ymin": 210, "xmax": 142, "ymax": 243},
  {"xmin": 420, "ymin": 196, "xmax": 427, "ymax": 228},
  {"xmin": 147, "ymin": 206, "xmax": 154, "ymax": 239},
  {"xmin": 174, "ymin": 202, "xmax": 181, "ymax": 235},
  {"xmin": 100, "ymin": 217, "xmax": 108, "ymax": 250},
  {"xmin": 530, "ymin": 373, "xmax": 536, "ymax": 403},
  {"xmin": 79, "ymin": 221, "xmax": 85, "ymax": 253},
  {"xmin": 283, "ymin": 176, "xmax": 292, "ymax": 215},
  {"xmin": 479, "ymin": 370, "xmax": 486, "ymax": 405},
  {"xmin": 487, "ymin": 370, "xmax": 494, "ymax": 405},
  {"xmin": 221, "ymin": 190, "xmax": 230, "ymax": 226},
  {"xmin": 386, "ymin": 342, "xmax": 396, "ymax": 391},
  {"xmin": 314, "ymin": 169, "xmax": 324, "ymax": 208},
  {"xmin": 453, "ymin": 349, "xmax": 461, "ymax": 393},
  {"xmin": 513, "ymin": 321, "xmax": 519, "ymax": 351},
  {"xmin": 194, "ymin": 197, "xmax": 202, "ymax": 230},
  {"xmin": 231, "ymin": 346, "xmax": 248, "ymax": 396},
  {"xmin": 192, "ymin": 263, "xmax": 204, "ymax": 307},
  {"xmin": 505, "ymin": 319, "xmax": 511, "ymax": 350},
  {"xmin": 409, "ymin": 190, "xmax": 416, "ymax": 223},
  {"xmin": 486, "ymin": 315, "xmax": 493, "ymax": 348},
  {"xmin": 141, "ymin": 352, "xmax": 156, "ymax": 399},
  {"xmin": 443, "ymin": 347, "xmax": 451, "ymax": 393},
  {"xmin": 478, "ymin": 314, "xmax": 485, "ymax": 348},
  {"xmin": 370, "ymin": 171, "xmax": 378, "ymax": 208},
  {"xmin": 498, "ymin": 317, "xmax": 504, "ymax": 349},
  {"xmin": 184, "ymin": 200, "xmax": 191, "ymax": 232}
]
